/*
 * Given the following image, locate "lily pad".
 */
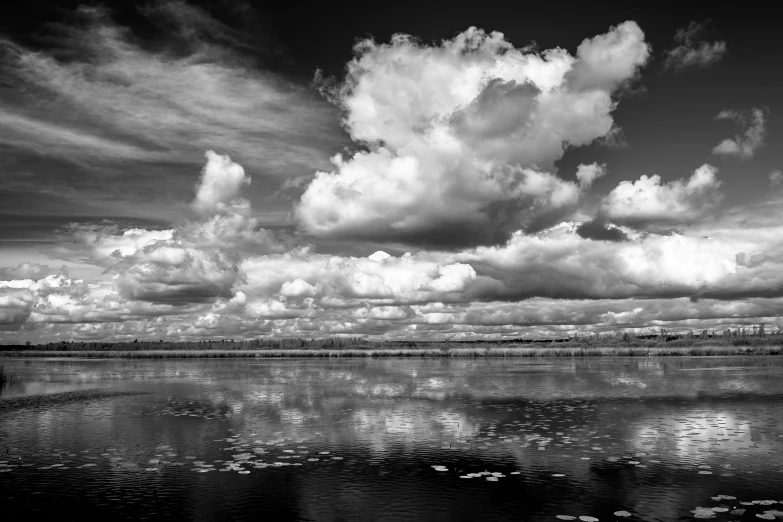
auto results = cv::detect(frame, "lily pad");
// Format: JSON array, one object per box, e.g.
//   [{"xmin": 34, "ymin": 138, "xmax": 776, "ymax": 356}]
[{"xmin": 691, "ymin": 507, "xmax": 716, "ymax": 519}]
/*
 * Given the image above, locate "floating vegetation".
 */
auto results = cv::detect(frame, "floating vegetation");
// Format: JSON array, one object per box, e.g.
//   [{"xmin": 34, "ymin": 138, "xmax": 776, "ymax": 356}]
[
  {"xmin": 2, "ymin": 357, "xmax": 782, "ymax": 521},
  {"xmin": 158, "ymin": 400, "xmax": 231, "ymax": 421},
  {"xmin": 689, "ymin": 497, "xmax": 783, "ymax": 520}
]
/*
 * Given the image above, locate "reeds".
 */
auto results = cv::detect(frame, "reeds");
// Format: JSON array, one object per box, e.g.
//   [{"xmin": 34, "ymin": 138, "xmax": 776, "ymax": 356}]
[
  {"xmin": 0, "ymin": 345, "xmax": 780, "ymax": 358},
  {"xmin": 2, "ymin": 325, "xmax": 782, "ymax": 358}
]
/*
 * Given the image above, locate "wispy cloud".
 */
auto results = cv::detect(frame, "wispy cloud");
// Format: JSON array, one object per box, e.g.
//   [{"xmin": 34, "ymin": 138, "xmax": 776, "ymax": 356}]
[
  {"xmin": 0, "ymin": 2, "xmax": 347, "ymax": 176},
  {"xmin": 0, "ymin": 109, "xmax": 162, "ymax": 161},
  {"xmin": 4, "ymin": 12, "xmax": 783, "ymax": 343},
  {"xmin": 711, "ymin": 108, "xmax": 766, "ymax": 159},
  {"xmin": 663, "ymin": 20, "xmax": 727, "ymax": 71}
]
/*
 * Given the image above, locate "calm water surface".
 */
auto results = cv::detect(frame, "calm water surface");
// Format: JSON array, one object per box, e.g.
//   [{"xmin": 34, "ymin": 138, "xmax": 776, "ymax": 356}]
[{"xmin": 1, "ymin": 356, "xmax": 782, "ymax": 521}]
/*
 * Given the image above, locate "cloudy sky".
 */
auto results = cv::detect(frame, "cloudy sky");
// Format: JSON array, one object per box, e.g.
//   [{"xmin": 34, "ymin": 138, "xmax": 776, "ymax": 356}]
[{"xmin": 1, "ymin": 1, "xmax": 782, "ymax": 343}]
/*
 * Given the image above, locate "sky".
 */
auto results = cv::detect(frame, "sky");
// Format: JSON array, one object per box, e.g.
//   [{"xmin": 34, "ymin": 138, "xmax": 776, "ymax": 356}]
[{"xmin": 1, "ymin": 0, "xmax": 782, "ymax": 343}]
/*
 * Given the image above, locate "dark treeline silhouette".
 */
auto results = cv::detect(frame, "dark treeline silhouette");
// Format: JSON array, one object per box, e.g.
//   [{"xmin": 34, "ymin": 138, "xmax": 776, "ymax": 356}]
[{"xmin": 2, "ymin": 325, "xmax": 782, "ymax": 352}]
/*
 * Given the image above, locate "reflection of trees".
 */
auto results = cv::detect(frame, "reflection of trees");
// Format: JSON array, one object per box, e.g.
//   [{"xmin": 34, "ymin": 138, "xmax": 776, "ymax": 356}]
[{"xmin": 3, "ymin": 356, "xmax": 783, "ymax": 520}]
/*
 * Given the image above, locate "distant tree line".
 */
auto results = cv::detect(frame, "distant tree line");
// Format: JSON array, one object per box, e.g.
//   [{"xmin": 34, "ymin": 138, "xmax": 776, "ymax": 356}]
[{"xmin": 1, "ymin": 324, "xmax": 782, "ymax": 351}]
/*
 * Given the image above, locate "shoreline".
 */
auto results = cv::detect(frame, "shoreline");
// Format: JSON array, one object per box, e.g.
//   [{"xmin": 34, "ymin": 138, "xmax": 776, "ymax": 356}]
[{"xmin": 0, "ymin": 345, "xmax": 781, "ymax": 358}]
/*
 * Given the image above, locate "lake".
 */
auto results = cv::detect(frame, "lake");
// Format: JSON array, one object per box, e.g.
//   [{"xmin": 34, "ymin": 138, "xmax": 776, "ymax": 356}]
[{"xmin": 1, "ymin": 356, "xmax": 782, "ymax": 521}]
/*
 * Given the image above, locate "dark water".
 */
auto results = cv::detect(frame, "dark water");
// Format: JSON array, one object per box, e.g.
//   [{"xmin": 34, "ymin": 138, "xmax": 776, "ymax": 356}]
[{"xmin": 1, "ymin": 357, "xmax": 782, "ymax": 521}]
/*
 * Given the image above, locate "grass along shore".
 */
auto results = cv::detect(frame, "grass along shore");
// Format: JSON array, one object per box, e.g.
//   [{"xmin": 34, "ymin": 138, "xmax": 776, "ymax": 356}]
[
  {"xmin": 2, "ymin": 329, "xmax": 782, "ymax": 357},
  {"xmin": 0, "ymin": 345, "xmax": 781, "ymax": 358}
]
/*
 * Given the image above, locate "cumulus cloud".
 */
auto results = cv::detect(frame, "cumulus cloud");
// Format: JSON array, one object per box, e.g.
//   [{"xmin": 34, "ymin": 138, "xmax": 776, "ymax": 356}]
[
  {"xmin": 116, "ymin": 246, "xmax": 241, "ymax": 304},
  {"xmin": 711, "ymin": 108, "xmax": 766, "ymax": 159},
  {"xmin": 457, "ymin": 215, "xmax": 783, "ymax": 302},
  {"xmin": 4, "ymin": 151, "xmax": 782, "ymax": 343},
  {"xmin": 0, "ymin": 282, "xmax": 34, "ymax": 328},
  {"xmin": 53, "ymin": 224, "xmax": 175, "ymax": 266},
  {"xmin": 191, "ymin": 150, "xmax": 252, "ymax": 215},
  {"xmin": 0, "ymin": 263, "xmax": 54, "ymax": 281},
  {"xmin": 112, "ymin": 152, "xmax": 295, "ymax": 304},
  {"xmin": 48, "ymin": 152, "xmax": 290, "ymax": 307},
  {"xmin": 280, "ymin": 279, "xmax": 321, "ymax": 298},
  {"xmin": 568, "ymin": 21, "xmax": 650, "ymax": 90},
  {"xmin": 7, "ymin": 17, "xmax": 783, "ymax": 343},
  {"xmin": 663, "ymin": 20, "xmax": 727, "ymax": 71},
  {"xmin": 420, "ymin": 264, "xmax": 477, "ymax": 293},
  {"xmin": 297, "ymin": 22, "xmax": 650, "ymax": 248},
  {"xmin": 7, "ymin": 202, "xmax": 783, "ymax": 340},
  {"xmin": 575, "ymin": 163, "xmax": 607, "ymax": 187},
  {"xmin": 770, "ymin": 170, "xmax": 783, "ymax": 189},
  {"xmin": 599, "ymin": 164, "xmax": 723, "ymax": 228}
]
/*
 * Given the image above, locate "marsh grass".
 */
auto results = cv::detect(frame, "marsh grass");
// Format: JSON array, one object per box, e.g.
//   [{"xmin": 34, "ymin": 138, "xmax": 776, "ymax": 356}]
[
  {"xmin": 2, "ymin": 327, "xmax": 782, "ymax": 358},
  {"xmin": 0, "ymin": 345, "xmax": 780, "ymax": 358}
]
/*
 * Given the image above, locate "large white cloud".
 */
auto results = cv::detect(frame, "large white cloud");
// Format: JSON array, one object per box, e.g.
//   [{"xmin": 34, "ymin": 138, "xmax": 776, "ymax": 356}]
[
  {"xmin": 48, "ymin": 152, "xmax": 289, "ymax": 307},
  {"xmin": 456, "ymin": 219, "xmax": 782, "ymax": 301},
  {"xmin": 296, "ymin": 22, "xmax": 650, "ymax": 247},
  {"xmin": 5, "ymin": 16, "xmax": 783, "ymax": 343},
  {"xmin": 4, "ymin": 145, "xmax": 783, "ymax": 342},
  {"xmin": 191, "ymin": 150, "xmax": 252, "ymax": 215},
  {"xmin": 6, "ymin": 208, "xmax": 783, "ymax": 340},
  {"xmin": 599, "ymin": 164, "xmax": 722, "ymax": 228}
]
